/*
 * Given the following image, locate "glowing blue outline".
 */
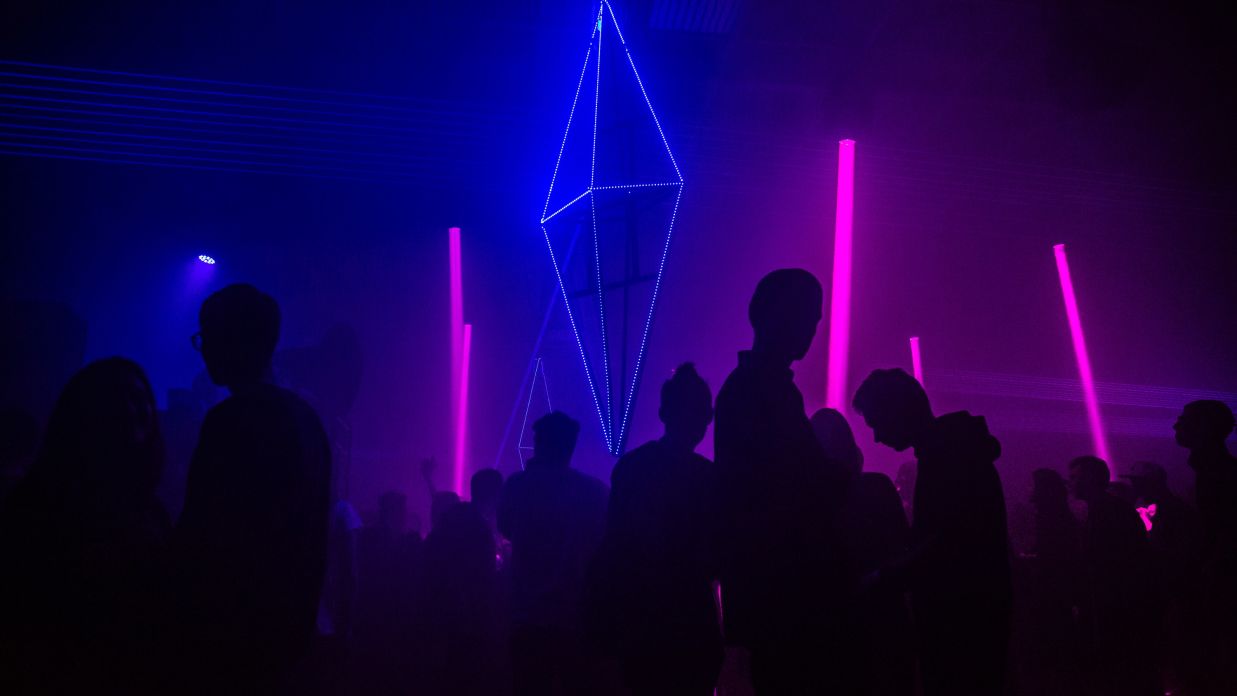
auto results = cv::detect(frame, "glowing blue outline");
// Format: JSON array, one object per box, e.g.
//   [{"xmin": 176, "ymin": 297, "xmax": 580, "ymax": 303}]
[
  {"xmin": 591, "ymin": 182, "xmax": 682, "ymax": 190},
  {"xmin": 542, "ymin": 222, "xmax": 610, "ymax": 450},
  {"xmin": 591, "ymin": 5, "xmax": 614, "ymax": 448},
  {"xmin": 540, "ymin": 189, "xmax": 591, "ymax": 224},
  {"xmin": 540, "ymin": 0, "xmax": 685, "ymax": 455},
  {"xmin": 541, "ymin": 13, "xmax": 600, "ymax": 220},
  {"xmin": 615, "ymin": 184, "xmax": 683, "ymax": 453}
]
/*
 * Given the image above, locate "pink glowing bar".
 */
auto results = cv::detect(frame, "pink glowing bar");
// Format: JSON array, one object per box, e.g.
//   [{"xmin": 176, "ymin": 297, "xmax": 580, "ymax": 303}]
[
  {"xmin": 449, "ymin": 226, "xmax": 463, "ymax": 402},
  {"xmin": 453, "ymin": 323, "xmax": 473, "ymax": 497},
  {"xmin": 910, "ymin": 336, "xmax": 924, "ymax": 386},
  {"xmin": 1053, "ymin": 243, "xmax": 1111, "ymax": 470},
  {"xmin": 449, "ymin": 227, "xmax": 464, "ymax": 491},
  {"xmin": 826, "ymin": 139, "xmax": 856, "ymax": 410}
]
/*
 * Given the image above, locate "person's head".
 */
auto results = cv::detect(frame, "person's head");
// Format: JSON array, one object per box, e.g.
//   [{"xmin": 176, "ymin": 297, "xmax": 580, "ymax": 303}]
[
  {"xmin": 378, "ymin": 490, "xmax": 407, "ymax": 533},
  {"xmin": 810, "ymin": 408, "xmax": 864, "ymax": 479},
  {"xmin": 1031, "ymin": 468, "xmax": 1069, "ymax": 510},
  {"xmin": 34, "ymin": 357, "xmax": 164, "ymax": 496},
  {"xmin": 430, "ymin": 490, "xmax": 461, "ymax": 530},
  {"xmin": 1123, "ymin": 461, "xmax": 1169, "ymax": 501},
  {"xmin": 1174, "ymin": 400, "xmax": 1235, "ymax": 451},
  {"xmin": 748, "ymin": 269, "xmax": 823, "ymax": 363},
  {"xmin": 659, "ymin": 363, "xmax": 713, "ymax": 449},
  {"xmin": 852, "ymin": 368, "xmax": 934, "ymax": 452},
  {"xmin": 1068, "ymin": 455, "xmax": 1111, "ymax": 501},
  {"xmin": 532, "ymin": 411, "xmax": 580, "ymax": 468},
  {"xmin": 470, "ymin": 468, "xmax": 504, "ymax": 511},
  {"xmin": 196, "ymin": 284, "xmax": 281, "ymax": 388}
]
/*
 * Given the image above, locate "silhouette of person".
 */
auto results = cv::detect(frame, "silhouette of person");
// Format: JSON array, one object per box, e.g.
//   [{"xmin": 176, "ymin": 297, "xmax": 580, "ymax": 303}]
[
  {"xmin": 1018, "ymin": 468, "xmax": 1082, "ymax": 696},
  {"xmin": 498, "ymin": 411, "xmax": 607, "ymax": 696},
  {"xmin": 417, "ymin": 501, "xmax": 504, "ymax": 695},
  {"xmin": 1175, "ymin": 400, "xmax": 1237, "ymax": 563},
  {"xmin": 894, "ymin": 460, "xmax": 916, "ymax": 521},
  {"xmin": 714, "ymin": 269, "xmax": 850, "ymax": 694},
  {"xmin": 0, "ymin": 407, "xmax": 39, "ymax": 506},
  {"xmin": 1068, "ymin": 455, "xmax": 1160, "ymax": 696},
  {"xmin": 587, "ymin": 363, "xmax": 723, "ymax": 696},
  {"xmin": 810, "ymin": 407, "xmax": 914, "ymax": 696},
  {"xmin": 173, "ymin": 284, "xmax": 332, "ymax": 692},
  {"xmin": 471, "ymin": 467, "xmax": 504, "ymax": 522},
  {"xmin": 1124, "ymin": 460, "xmax": 1205, "ymax": 694},
  {"xmin": 355, "ymin": 490, "xmax": 423, "ymax": 696},
  {"xmin": 431, "ymin": 490, "xmax": 462, "ymax": 530},
  {"xmin": 1174, "ymin": 399, "xmax": 1237, "ymax": 693},
  {"xmin": 852, "ymin": 367, "xmax": 1011, "ymax": 696},
  {"xmin": 0, "ymin": 358, "xmax": 170, "ymax": 693}
]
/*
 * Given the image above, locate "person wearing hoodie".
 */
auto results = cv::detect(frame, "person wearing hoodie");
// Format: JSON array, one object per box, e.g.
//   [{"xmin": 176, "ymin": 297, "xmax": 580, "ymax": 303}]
[{"xmin": 852, "ymin": 368, "xmax": 1012, "ymax": 696}]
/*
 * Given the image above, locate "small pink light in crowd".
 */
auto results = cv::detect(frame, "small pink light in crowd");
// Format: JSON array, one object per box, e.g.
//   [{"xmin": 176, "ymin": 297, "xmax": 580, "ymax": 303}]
[
  {"xmin": 453, "ymin": 323, "xmax": 473, "ymax": 497},
  {"xmin": 910, "ymin": 336, "xmax": 924, "ymax": 386},
  {"xmin": 1136, "ymin": 503, "xmax": 1157, "ymax": 533},
  {"xmin": 1053, "ymin": 243, "xmax": 1112, "ymax": 471},
  {"xmin": 826, "ymin": 139, "xmax": 856, "ymax": 410},
  {"xmin": 449, "ymin": 227, "xmax": 464, "ymax": 489}
]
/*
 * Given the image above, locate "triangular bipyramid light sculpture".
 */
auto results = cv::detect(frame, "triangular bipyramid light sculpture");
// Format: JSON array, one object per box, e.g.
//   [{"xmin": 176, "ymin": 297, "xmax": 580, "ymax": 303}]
[{"xmin": 540, "ymin": 0, "xmax": 684, "ymax": 456}]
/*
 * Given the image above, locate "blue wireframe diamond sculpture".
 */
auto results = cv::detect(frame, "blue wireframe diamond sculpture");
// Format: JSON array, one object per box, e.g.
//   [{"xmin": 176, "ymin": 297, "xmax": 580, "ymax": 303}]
[{"xmin": 540, "ymin": 0, "xmax": 683, "ymax": 456}]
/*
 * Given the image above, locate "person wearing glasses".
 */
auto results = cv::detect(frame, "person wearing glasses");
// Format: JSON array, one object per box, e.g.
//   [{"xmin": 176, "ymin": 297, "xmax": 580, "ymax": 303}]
[{"xmin": 173, "ymin": 284, "xmax": 332, "ymax": 693}]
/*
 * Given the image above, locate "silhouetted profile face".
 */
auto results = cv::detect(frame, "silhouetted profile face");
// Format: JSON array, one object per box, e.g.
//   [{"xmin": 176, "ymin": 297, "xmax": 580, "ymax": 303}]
[
  {"xmin": 748, "ymin": 269, "xmax": 823, "ymax": 362},
  {"xmin": 1174, "ymin": 400, "xmax": 1235, "ymax": 450},
  {"xmin": 197, "ymin": 284, "xmax": 281, "ymax": 388},
  {"xmin": 659, "ymin": 363, "xmax": 713, "ymax": 450},
  {"xmin": 532, "ymin": 411, "xmax": 581, "ymax": 468},
  {"xmin": 1068, "ymin": 455, "xmax": 1110, "ymax": 501},
  {"xmin": 810, "ymin": 407, "xmax": 864, "ymax": 478},
  {"xmin": 852, "ymin": 368, "xmax": 932, "ymax": 452},
  {"xmin": 38, "ymin": 357, "xmax": 164, "ymax": 494}
]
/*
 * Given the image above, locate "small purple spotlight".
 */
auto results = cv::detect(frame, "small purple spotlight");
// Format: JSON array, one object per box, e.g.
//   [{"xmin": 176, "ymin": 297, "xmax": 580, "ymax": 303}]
[{"xmin": 198, "ymin": 254, "xmax": 216, "ymax": 265}]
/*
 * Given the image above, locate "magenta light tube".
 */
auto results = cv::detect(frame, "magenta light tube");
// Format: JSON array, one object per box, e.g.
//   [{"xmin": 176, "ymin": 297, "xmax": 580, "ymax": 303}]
[
  {"xmin": 449, "ymin": 227, "xmax": 464, "ymax": 486},
  {"xmin": 826, "ymin": 139, "xmax": 856, "ymax": 410},
  {"xmin": 910, "ymin": 336, "xmax": 924, "ymax": 386},
  {"xmin": 453, "ymin": 323, "xmax": 473, "ymax": 497},
  {"xmin": 1053, "ymin": 243, "xmax": 1111, "ymax": 470}
]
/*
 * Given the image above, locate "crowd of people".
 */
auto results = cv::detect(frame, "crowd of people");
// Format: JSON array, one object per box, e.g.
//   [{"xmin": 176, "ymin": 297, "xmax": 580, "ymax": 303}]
[{"xmin": 0, "ymin": 270, "xmax": 1234, "ymax": 695}]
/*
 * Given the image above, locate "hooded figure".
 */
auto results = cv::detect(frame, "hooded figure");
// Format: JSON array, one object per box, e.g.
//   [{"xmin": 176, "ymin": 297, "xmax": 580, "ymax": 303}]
[{"xmin": 853, "ymin": 368, "xmax": 1011, "ymax": 696}]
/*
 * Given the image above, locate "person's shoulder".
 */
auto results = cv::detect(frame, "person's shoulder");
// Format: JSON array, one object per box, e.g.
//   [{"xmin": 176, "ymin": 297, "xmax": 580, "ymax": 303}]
[
  {"xmin": 568, "ymin": 467, "xmax": 607, "ymax": 494},
  {"xmin": 618, "ymin": 440, "xmax": 661, "ymax": 466},
  {"xmin": 716, "ymin": 364, "xmax": 750, "ymax": 400}
]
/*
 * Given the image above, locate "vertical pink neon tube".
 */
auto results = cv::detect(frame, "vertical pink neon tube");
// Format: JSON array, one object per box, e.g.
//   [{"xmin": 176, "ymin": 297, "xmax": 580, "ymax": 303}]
[
  {"xmin": 826, "ymin": 139, "xmax": 856, "ymax": 410},
  {"xmin": 453, "ymin": 323, "xmax": 473, "ymax": 497},
  {"xmin": 909, "ymin": 336, "xmax": 924, "ymax": 386},
  {"xmin": 1053, "ymin": 244, "xmax": 1111, "ymax": 470},
  {"xmin": 449, "ymin": 227, "xmax": 464, "ymax": 490}
]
